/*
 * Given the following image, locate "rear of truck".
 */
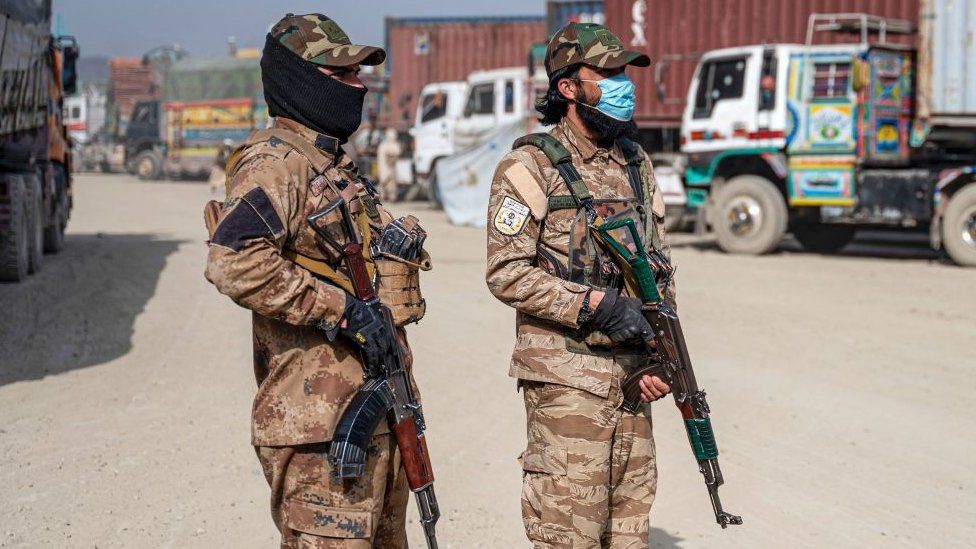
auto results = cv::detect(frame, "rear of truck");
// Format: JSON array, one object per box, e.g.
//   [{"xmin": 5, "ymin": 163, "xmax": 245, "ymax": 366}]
[{"xmin": 0, "ymin": 1, "xmax": 78, "ymax": 282}]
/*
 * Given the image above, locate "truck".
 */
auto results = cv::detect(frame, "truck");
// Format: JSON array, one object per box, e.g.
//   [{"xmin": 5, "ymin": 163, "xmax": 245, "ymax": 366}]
[
  {"xmin": 679, "ymin": 7, "xmax": 976, "ymax": 266},
  {"xmin": 0, "ymin": 0, "xmax": 78, "ymax": 282},
  {"xmin": 123, "ymin": 55, "xmax": 265, "ymax": 180},
  {"xmin": 409, "ymin": 81, "xmax": 468, "ymax": 203}
]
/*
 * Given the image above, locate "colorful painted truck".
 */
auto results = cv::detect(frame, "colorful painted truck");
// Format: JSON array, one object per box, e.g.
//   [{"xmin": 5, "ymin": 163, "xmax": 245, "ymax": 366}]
[
  {"xmin": 124, "ymin": 56, "xmax": 265, "ymax": 180},
  {"xmin": 0, "ymin": 1, "xmax": 79, "ymax": 282},
  {"xmin": 680, "ymin": 8, "xmax": 976, "ymax": 266}
]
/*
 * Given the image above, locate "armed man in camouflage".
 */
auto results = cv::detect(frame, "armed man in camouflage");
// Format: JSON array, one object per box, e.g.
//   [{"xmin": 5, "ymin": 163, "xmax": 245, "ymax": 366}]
[
  {"xmin": 205, "ymin": 14, "xmax": 422, "ymax": 548},
  {"xmin": 486, "ymin": 23, "xmax": 676, "ymax": 548}
]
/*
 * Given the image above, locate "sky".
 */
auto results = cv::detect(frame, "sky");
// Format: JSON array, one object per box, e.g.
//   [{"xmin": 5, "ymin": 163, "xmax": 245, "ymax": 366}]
[{"xmin": 53, "ymin": 0, "xmax": 545, "ymax": 58}]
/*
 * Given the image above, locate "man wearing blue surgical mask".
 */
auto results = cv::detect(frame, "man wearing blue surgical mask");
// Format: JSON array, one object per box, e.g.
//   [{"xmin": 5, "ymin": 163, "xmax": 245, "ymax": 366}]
[{"xmin": 486, "ymin": 22, "xmax": 677, "ymax": 549}]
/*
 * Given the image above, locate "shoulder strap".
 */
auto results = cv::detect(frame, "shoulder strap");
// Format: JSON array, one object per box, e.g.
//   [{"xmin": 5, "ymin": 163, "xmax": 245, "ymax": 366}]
[
  {"xmin": 514, "ymin": 133, "xmax": 594, "ymax": 212},
  {"xmin": 616, "ymin": 137, "xmax": 646, "ymax": 205}
]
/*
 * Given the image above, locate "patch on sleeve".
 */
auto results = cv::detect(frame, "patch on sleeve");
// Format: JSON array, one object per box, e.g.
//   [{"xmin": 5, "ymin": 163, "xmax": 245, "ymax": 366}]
[
  {"xmin": 211, "ymin": 187, "xmax": 285, "ymax": 251},
  {"xmin": 492, "ymin": 196, "xmax": 530, "ymax": 236},
  {"xmin": 503, "ymin": 162, "xmax": 548, "ymax": 221}
]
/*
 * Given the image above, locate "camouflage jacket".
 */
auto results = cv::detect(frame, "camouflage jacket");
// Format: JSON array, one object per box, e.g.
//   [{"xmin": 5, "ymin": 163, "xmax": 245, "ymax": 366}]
[
  {"xmin": 205, "ymin": 117, "xmax": 413, "ymax": 446},
  {"xmin": 485, "ymin": 118, "xmax": 676, "ymax": 399}
]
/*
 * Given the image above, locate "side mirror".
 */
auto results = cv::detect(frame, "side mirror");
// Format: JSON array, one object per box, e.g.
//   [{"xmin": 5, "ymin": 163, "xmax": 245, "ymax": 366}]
[{"xmin": 58, "ymin": 36, "xmax": 79, "ymax": 95}]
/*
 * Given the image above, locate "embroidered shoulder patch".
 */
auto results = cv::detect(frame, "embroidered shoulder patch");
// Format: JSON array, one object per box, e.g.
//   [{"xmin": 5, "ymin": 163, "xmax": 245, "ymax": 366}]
[{"xmin": 493, "ymin": 196, "xmax": 530, "ymax": 236}]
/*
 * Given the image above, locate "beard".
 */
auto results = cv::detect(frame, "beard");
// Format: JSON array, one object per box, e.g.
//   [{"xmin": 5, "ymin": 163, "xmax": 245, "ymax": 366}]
[{"xmin": 575, "ymin": 84, "xmax": 638, "ymax": 146}]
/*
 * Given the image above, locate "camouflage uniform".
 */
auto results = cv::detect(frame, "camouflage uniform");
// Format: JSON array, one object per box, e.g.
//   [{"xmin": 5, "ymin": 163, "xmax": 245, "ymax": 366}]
[
  {"xmin": 205, "ymin": 15, "xmax": 412, "ymax": 549},
  {"xmin": 485, "ymin": 23, "xmax": 673, "ymax": 549}
]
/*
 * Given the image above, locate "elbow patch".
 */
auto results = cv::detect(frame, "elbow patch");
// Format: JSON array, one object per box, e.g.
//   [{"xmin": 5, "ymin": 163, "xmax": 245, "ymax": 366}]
[{"xmin": 211, "ymin": 187, "xmax": 285, "ymax": 251}]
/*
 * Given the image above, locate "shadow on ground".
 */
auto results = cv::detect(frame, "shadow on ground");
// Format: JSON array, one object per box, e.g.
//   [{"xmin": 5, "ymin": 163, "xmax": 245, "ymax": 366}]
[
  {"xmin": 670, "ymin": 230, "xmax": 944, "ymax": 262},
  {"xmin": 0, "ymin": 232, "xmax": 183, "ymax": 385},
  {"xmin": 649, "ymin": 527, "xmax": 685, "ymax": 548}
]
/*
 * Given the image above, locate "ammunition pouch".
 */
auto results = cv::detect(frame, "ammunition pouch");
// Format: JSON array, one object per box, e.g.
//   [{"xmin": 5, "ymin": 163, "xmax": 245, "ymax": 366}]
[{"xmin": 376, "ymin": 251, "xmax": 432, "ymax": 326}]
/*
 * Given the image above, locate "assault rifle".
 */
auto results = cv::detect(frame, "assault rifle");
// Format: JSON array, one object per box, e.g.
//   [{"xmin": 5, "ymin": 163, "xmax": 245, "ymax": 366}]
[
  {"xmin": 307, "ymin": 196, "xmax": 440, "ymax": 548},
  {"xmin": 592, "ymin": 215, "xmax": 743, "ymax": 529}
]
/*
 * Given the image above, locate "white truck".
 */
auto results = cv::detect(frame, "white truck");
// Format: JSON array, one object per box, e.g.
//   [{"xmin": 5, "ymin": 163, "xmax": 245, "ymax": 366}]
[
  {"xmin": 409, "ymin": 81, "xmax": 468, "ymax": 204},
  {"xmin": 680, "ymin": 9, "xmax": 976, "ymax": 265}
]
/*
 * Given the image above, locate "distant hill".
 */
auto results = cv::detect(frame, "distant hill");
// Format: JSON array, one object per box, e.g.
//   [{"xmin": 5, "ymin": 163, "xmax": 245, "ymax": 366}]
[{"xmin": 77, "ymin": 56, "xmax": 110, "ymax": 83}]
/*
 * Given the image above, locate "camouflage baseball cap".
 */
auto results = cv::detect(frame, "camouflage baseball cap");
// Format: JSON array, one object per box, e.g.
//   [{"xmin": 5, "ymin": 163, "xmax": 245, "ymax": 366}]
[
  {"xmin": 270, "ymin": 13, "xmax": 386, "ymax": 67},
  {"xmin": 545, "ymin": 23, "xmax": 650, "ymax": 76}
]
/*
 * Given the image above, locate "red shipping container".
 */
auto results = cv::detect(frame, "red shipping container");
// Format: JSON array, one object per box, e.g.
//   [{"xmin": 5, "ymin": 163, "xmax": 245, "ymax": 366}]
[
  {"xmin": 602, "ymin": 0, "xmax": 921, "ymax": 129},
  {"xmin": 385, "ymin": 16, "xmax": 546, "ymax": 127}
]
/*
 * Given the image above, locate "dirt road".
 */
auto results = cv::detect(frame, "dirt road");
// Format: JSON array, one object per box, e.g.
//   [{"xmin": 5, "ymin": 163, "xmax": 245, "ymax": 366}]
[{"xmin": 1, "ymin": 174, "xmax": 973, "ymax": 548}]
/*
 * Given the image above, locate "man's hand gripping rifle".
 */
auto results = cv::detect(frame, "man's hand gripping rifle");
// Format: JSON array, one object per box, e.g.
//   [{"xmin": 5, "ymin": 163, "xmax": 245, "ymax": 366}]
[
  {"xmin": 591, "ymin": 215, "xmax": 743, "ymax": 529},
  {"xmin": 307, "ymin": 195, "xmax": 440, "ymax": 549}
]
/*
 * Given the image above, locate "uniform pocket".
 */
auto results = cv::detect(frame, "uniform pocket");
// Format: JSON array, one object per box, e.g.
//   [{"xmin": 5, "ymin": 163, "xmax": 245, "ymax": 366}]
[
  {"xmin": 284, "ymin": 498, "xmax": 372, "ymax": 539},
  {"xmin": 520, "ymin": 442, "xmax": 573, "ymax": 546},
  {"xmin": 375, "ymin": 250, "xmax": 431, "ymax": 326}
]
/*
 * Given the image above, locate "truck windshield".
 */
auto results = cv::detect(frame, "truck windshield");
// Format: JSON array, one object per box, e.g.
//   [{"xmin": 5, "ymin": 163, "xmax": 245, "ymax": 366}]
[
  {"xmin": 420, "ymin": 91, "xmax": 448, "ymax": 124},
  {"xmin": 463, "ymin": 83, "xmax": 494, "ymax": 117},
  {"xmin": 693, "ymin": 56, "xmax": 747, "ymax": 119}
]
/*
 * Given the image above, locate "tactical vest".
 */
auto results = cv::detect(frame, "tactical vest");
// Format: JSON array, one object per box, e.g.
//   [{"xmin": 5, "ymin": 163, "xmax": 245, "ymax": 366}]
[
  {"xmin": 513, "ymin": 133, "xmax": 658, "ymax": 354},
  {"xmin": 223, "ymin": 126, "xmax": 380, "ymax": 296}
]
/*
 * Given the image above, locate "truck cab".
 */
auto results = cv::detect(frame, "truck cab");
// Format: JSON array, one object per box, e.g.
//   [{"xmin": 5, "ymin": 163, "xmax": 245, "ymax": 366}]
[
  {"xmin": 679, "ymin": 13, "xmax": 976, "ymax": 265},
  {"xmin": 410, "ymin": 81, "xmax": 468, "ymax": 180},
  {"xmin": 453, "ymin": 67, "xmax": 545, "ymax": 150},
  {"xmin": 124, "ymin": 99, "xmax": 162, "ymax": 179}
]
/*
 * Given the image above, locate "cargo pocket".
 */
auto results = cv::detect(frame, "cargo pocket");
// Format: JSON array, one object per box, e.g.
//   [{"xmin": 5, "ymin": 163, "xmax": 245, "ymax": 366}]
[
  {"xmin": 375, "ymin": 250, "xmax": 432, "ymax": 326},
  {"xmin": 284, "ymin": 497, "xmax": 372, "ymax": 540},
  {"xmin": 519, "ymin": 442, "xmax": 573, "ymax": 547}
]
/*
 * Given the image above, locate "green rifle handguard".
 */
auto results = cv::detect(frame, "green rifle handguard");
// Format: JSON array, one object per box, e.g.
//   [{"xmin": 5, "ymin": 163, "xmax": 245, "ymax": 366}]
[
  {"xmin": 592, "ymin": 218, "xmax": 662, "ymax": 303},
  {"xmin": 685, "ymin": 418, "xmax": 719, "ymax": 460}
]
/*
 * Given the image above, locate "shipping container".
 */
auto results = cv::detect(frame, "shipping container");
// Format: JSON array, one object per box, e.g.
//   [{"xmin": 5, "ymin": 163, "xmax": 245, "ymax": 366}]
[
  {"xmin": 162, "ymin": 56, "xmax": 262, "ymax": 103},
  {"xmin": 385, "ymin": 16, "xmax": 546, "ymax": 127},
  {"xmin": 547, "ymin": 1, "xmax": 605, "ymax": 35},
  {"xmin": 917, "ymin": 0, "xmax": 976, "ymax": 122},
  {"xmin": 107, "ymin": 57, "xmax": 159, "ymax": 133},
  {"xmin": 603, "ymin": 0, "xmax": 921, "ymax": 134}
]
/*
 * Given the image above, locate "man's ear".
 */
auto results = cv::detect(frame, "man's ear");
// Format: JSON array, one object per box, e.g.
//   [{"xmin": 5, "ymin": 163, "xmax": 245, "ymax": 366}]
[{"xmin": 556, "ymin": 77, "xmax": 579, "ymax": 102}]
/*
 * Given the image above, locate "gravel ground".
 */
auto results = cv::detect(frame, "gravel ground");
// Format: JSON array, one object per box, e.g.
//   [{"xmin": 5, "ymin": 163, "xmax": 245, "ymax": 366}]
[{"xmin": 0, "ymin": 173, "xmax": 973, "ymax": 548}]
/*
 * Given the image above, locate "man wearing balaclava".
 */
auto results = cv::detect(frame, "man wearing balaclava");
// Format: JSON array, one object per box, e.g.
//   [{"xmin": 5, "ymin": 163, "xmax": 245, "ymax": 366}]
[
  {"xmin": 205, "ymin": 14, "xmax": 431, "ymax": 548},
  {"xmin": 485, "ymin": 23, "xmax": 677, "ymax": 547}
]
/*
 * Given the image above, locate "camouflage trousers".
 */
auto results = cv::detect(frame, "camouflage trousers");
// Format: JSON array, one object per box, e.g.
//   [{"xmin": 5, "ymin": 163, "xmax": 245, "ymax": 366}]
[
  {"xmin": 256, "ymin": 433, "xmax": 409, "ymax": 548},
  {"xmin": 519, "ymin": 376, "xmax": 657, "ymax": 548}
]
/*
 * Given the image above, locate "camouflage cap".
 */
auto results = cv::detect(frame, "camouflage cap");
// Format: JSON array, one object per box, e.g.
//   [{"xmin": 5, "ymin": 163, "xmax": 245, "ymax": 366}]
[
  {"xmin": 270, "ymin": 13, "xmax": 386, "ymax": 67},
  {"xmin": 545, "ymin": 23, "xmax": 650, "ymax": 76}
]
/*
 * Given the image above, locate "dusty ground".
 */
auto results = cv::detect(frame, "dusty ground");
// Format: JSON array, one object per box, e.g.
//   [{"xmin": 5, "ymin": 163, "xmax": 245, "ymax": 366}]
[{"xmin": 0, "ymin": 173, "xmax": 973, "ymax": 548}]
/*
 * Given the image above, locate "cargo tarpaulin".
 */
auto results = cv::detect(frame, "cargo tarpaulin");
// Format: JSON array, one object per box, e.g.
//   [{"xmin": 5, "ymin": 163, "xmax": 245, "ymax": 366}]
[
  {"xmin": 163, "ymin": 56, "xmax": 262, "ymax": 103},
  {"xmin": 436, "ymin": 119, "xmax": 527, "ymax": 227}
]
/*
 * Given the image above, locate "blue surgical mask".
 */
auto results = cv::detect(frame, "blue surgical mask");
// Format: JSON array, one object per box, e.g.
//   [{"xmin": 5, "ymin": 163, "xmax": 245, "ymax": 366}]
[{"xmin": 579, "ymin": 73, "xmax": 636, "ymax": 121}]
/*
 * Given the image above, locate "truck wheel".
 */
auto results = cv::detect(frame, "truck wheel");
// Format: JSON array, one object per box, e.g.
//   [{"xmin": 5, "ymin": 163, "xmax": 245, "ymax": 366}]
[
  {"xmin": 793, "ymin": 224, "xmax": 856, "ymax": 254},
  {"xmin": 711, "ymin": 175, "xmax": 787, "ymax": 255},
  {"xmin": 425, "ymin": 170, "xmax": 443, "ymax": 209},
  {"xmin": 0, "ymin": 175, "xmax": 30, "ymax": 281},
  {"xmin": 26, "ymin": 172, "xmax": 44, "ymax": 274},
  {"xmin": 44, "ymin": 164, "xmax": 69, "ymax": 253},
  {"xmin": 942, "ymin": 184, "xmax": 976, "ymax": 267},
  {"xmin": 134, "ymin": 150, "xmax": 162, "ymax": 180}
]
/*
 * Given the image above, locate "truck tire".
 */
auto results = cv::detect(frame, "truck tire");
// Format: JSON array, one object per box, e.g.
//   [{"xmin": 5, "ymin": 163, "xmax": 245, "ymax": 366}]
[
  {"xmin": 711, "ymin": 175, "xmax": 787, "ymax": 255},
  {"xmin": 44, "ymin": 163, "xmax": 68, "ymax": 253},
  {"xmin": 134, "ymin": 150, "xmax": 162, "ymax": 180},
  {"xmin": 942, "ymin": 183, "xmax": 976, "ymax": 267},
  {"xmin": 0, "ymin": 175, "xmax": 30, "ymax": 282},
  {"xmin": 26, "ymin": 172, "xmax": 43, "ymax": 274},
  {"xmin": 792, "ymin": 224, "xmax": 856, "ymax": 254}
]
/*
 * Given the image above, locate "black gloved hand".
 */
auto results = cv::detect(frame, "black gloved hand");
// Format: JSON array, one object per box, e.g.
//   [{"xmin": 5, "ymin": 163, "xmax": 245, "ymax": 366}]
[
  {"xmin": 587, "ymin": 291, "xmax": 654, "ymax": 344},
  {"xmin": 339, "ymin": 294, "xmax": 391, "ymax": 366}
]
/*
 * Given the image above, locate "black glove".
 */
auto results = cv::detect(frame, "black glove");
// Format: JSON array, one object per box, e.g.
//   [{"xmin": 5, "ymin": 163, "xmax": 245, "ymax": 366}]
[
  {"xmin": 587, "ymin": 291, "xmax": 654, "ymax": 344},
  {"xmin": 339, "ymin": 294, "xmax": 391, "ymax": 366}
]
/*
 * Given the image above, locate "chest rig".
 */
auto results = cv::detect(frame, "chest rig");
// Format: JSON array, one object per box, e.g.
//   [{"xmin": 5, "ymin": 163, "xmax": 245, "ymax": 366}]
[
  {"xmin": 514, "ymin": 132, "xmax": 659, "ymax": 294},
  {"xmin": 514, "ymin": 132, "xmax": 661, "ymax": 355},
  {"xmin": 227, "ymin": 126, "xmax": 381, "ymax": 296}
]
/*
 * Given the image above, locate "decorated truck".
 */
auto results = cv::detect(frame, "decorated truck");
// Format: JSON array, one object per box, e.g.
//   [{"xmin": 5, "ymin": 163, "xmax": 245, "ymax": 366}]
[
  {"xmin": 124, "ymin": 56, "xmax": 265, "ymax": 180},
  {"xmin": 680, "ymin": 8, "xmax": 976, "ymax": 266},
  {"xmin": 0, "ymin": 0, "xmax": 78, "ymax": 281}
]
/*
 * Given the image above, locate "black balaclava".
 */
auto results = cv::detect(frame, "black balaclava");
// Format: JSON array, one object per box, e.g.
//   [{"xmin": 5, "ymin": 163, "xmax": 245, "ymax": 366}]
[
  {"xmin": 261, "ymin": 33, "xmax": 367, "ymax": 144},
  {"xmin": 575, "ymin": 82, "xmax": 639, "ymax": 147}
]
